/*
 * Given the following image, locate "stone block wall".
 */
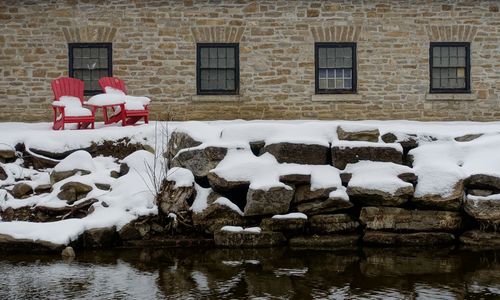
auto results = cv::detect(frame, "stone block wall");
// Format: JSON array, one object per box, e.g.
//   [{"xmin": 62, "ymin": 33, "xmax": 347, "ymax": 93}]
[{"xmin": 0, "ymin": 0, "xmax": 499, "ymax": 121}]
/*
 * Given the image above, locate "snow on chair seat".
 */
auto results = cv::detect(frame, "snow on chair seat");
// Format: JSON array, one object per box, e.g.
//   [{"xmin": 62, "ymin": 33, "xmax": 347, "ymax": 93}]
[
  {"xmin": 51, "ymin": 77, "xmax": 95, "ymax": 130},
  {"xmin": 98, "ymin": 77, "xmax": 150, "ymax": 126}
]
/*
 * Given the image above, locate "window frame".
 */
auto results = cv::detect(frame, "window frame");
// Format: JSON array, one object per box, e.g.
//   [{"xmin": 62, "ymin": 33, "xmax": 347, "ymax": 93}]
[
  {"xmin": 429, "ymin": 42, "xmax": 471, "ymax": 94},
  {"xmin": 196, "ymin": 43, "xmax": 240, "ymax": 95},
  {"xmin": 314, "ymin": 42, "xmax": 357, "ymax": 94},
  {"xmin": 68, "ymin": 43, "xmax": 113, "ymax": 96}
]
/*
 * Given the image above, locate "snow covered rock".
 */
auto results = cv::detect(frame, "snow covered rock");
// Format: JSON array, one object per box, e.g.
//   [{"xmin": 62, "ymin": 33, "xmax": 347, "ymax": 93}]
[
  {"xmin": 465, "ymin": 174, "xmax": 500, "ymax": 192},
  {"xmin": 289, "ymin": 234, "xmax": 359, "ymax": 249},
  {"xmin": 11, "ymin": 183, "xmax": 33, "ymax": 198},
  {"xmin": 309, "ymin": 214, "xmax": 359, "ymax": 234},
  {"xmin": 345, "ymin": 161, "xmax": 415, "ymax": 206},
  {"xmin": 464, "ymin": 194, "xmax": 500, "ymax": 226},
  {"xmin": 337, "ymin": 125, "xmax": 380, "ymax": 142},
  {"xmin": 207, "ymin": 171, "xmax": 250, "ymax": 193},
  {"xmin": 34, "ymin": 184, "xmax": 53, "ymax": 194},
  {"xmin": 260, "ymin": 214, "xmax": 307, "ymax": 233},
  {"xmin": 165, "ymin": 131, "xmax": 202, "ymax": 162},
  {"xmin": 244, "ymin": 186, "xmax": 294, "ymax": 216},
  {"xmin": 331, "ymin": 141, "xmax": 403, "ymax": 169},
  {"xmin": 157, "ymin": 167, "xmax": 195, "ymax": 215},
  {"xmin": 460, "ymin": 230, "xmax": 500, "ymax": 247},
  {"xmin": 57, "ymin": 181, "xmax": 93, "ymax": 204},
  {"xmin": 260, "ymin": 142, "xmax": 329, "ymax": 165},
  {"xmin": 360, "ymin": 207, "xmax": 462, "ymax": 232},
  {"xmin": 50, "ymin": 151, "xmax": 95, "ymax": 183},
  {"xmin": 214, "ymin": 228, "xmax": 286, "ymax": 247},
  {"xmin": 294, "ymin": 185, "xmax": 352, "ymax": 215},
  {"xmin": 192, "ymin": 202, "xmax": 246, "ymax": 234},
  {"xmin": 454, "ymin": 133, "xmax": 483, "ymax": 142},
  {"xmin": 363, "ymin": 231, "xmax": 455, "ymax": 246},
  {"xmin": 171, "ymin": 146, "xmax": 227, "ymax": 179},
  {"xmin": 0, "ymin": 233, "xmax": 64, "ymax": 252},
  {"xmin": 279, "ymin": 173, "xmax": 311, "ymax": 185},
  {"xmin": 294, "ymin": 185, "xmax": 335, "ymax": 203},
  {"xmin": 413, "ymin": 179, "xmax": 464, "ymax": 211},
  {"xmin": 0, "ymin": 150, "xmax": 16, "ymax": 163}
]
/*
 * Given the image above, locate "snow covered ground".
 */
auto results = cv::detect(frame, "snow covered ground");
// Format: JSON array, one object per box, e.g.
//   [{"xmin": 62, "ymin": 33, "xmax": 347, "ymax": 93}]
[{"xmin": 1, "ymin": 119, "xmax": 500, "ymax": 247}]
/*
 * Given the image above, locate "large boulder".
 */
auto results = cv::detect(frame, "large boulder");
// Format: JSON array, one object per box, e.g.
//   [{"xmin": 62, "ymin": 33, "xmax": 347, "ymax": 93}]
[
  {"xmin": 359, "ymin": 207, "xmax": 462, "ymax": 232},
  {"xmin": 207, "ymin": 171, "xmax": 250, "ymax": 193},
  {"xmin": 289, "ymin": 234, "xmax": 359, "ymax": 248},
  {"xmin": 260, "ymin": 142, "xmax": 329, "ymax": 165},
  {"xmin": 214, "ymin": 228, "xmax": 286, "ymax": 247},
  {"xmin": 244, "ymin": 186, "xmax": 294, "ymax": 216},
  {"xmin": 363, "ymin": 231, "xmax": 455, "ymax": 246},
  {"xmin": 460, "ymin": 230, "xmax": 500, "ymax": 248},
  {"xmin": 82, "ymin": 226, "xmax": 118, "ymax": 248},
  {"xmin": 171, "ymin": 146, "xmax": 227, "ymax": 179},
  {"xmin": 337, "ymin": 125, "xmax": 379, "ymax": 142},
  {"xmin": 260, "ymin": 214, "xmax": 307, "ymax": 233},
  {"xmin": 294, "ymin": 184, "xmax": 353, "ymax": 215},
  {"xmin": 465, "ymin": 174, "xmax": 500, "ymax": 192},
  {"xmin": 412, "ymin": 180, "xmax": 464, "ymax": 211},
  {"xmin": 57, "ymin": 182, "xmax": 93, "ymax": 204},
  {"xmin": 11, "ymin": 183, "xmax": 33, "ymax": 198},
  {"xmin": 0, "ymin": 233, "xmax": 64, "ymax": 252},
  {"xmin": 309, "ymin": 214, "xmax": 359, "ymax": 234},
  {"xmin": 331, "ymin": 141, "xmax": 403, "ymax": 169},
  {"xmin": 344, "ymin": 161, "xmax": 415, "ymax": 206},
  {"xmin": 192, "ymin": 203, "xmax": 246, "ymax": 233},
  {"xmin": 0, "ymin": 150, "xmax": 16, "ymax": 163},
  {"xmin": 157, "ymin": 168, "xmax": 195, "ymax": 215},
  {"xmin": 165, "ymin": 131, "xmax": 202, "ymax": 162},
  {"xmin": 464, "ymin": 194, "xmax": 500, "ymax": 226}
]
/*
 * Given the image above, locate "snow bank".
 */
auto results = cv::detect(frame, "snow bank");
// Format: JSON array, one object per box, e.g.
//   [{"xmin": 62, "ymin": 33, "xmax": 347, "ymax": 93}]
[{"xmin": 54, "ymin": 150, "xmax": 96, "ymax": 172}]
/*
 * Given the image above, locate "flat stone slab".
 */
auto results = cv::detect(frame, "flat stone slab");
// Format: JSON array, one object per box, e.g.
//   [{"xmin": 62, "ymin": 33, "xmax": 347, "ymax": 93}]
[
  {"xmin": 214, "ymin": 230, "xmax": 286, "ymax": 248},
  {"xmin": 359, "ymin": 206, "xmax": 462, "ymax": 232},
  {"xmin": 460, "ymin": 230, "xmax": 500, "ymax": 248},
  {"xmin": 464, "ymin": 194, "xmax": 500, "ymax": 225},
  {"xmin": 331, "ymin": 141, "xmax": 403, "ymax": 169},
  {"xmin": 0, "ymin": 233, "xmax": 64, "ymax": 253},
  {"xmin": 337, "ymin": 125, "xmax": 380, "ymax": 142},
  {"xmin": 260, "ymin": 142, "xmax": 329, "ymax": 165},
  {"xmin": 309, "ymin": 214, "xmax": 359, "ymax": 234},
  {"xmin": 363, "ymin": 231, "xmax": 455, "ymax": 246},
  {"xmin": 289, "ymin": 234, "xmax": 359, "ymax": 248},
  {"xmin": 260, "ymin": 217, "xmax": 307, "ymax": 233}
]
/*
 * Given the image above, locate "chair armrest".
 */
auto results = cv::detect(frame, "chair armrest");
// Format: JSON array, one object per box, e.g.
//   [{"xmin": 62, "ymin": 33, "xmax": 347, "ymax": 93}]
[{"xmin": 52, "ymin": 101, "xmax": 66, "ymax": 107}]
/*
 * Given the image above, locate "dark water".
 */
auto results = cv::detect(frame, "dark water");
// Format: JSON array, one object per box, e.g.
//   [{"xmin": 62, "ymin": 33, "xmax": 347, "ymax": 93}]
[{"xmin": 0, "ymin": 247, "xmax": 499, "ymax": 299}]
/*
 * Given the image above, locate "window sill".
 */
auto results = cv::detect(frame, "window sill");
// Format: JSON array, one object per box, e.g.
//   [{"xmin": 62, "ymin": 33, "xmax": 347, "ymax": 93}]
[
  {"xmin": 311, "ymin": 94, "xmax": 362, "ymax": 102},
  {"xmin": 191, "ymin": 95, "xmax": 241, "ymax": 102},
  {"xmin": 425, "ymin": 93, "xmax": 476, "ymax": 101}
]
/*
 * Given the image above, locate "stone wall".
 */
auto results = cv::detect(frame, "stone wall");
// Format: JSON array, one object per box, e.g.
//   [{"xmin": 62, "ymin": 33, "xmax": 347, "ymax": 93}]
[{"xmin": 0, "ymin": 0, "xmax": 499, "ymax": 122}]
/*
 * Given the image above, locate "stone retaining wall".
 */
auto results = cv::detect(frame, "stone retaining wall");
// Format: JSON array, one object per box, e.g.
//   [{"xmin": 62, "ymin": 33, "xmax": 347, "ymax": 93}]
[{"xmin": 0, "ymin": 0, "xmax": 499, "ymax": 121}]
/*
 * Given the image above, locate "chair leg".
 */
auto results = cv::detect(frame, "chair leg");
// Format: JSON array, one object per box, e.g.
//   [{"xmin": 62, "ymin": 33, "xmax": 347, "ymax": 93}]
[{"xmin": 144, "ymin": 115, "xmax": 149, "ymax": 124}]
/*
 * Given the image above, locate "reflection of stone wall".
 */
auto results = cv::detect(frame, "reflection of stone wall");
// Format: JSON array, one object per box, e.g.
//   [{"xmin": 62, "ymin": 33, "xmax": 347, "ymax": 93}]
[{"xmin": 0, "ymin": 1, "xmax": 499, "ymax": 121}]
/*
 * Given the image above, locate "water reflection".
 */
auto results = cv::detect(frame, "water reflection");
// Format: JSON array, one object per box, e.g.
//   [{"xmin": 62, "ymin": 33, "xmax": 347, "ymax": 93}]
[{"xmin": 0, "ymin": 247, "xmax": 499, "ymax": 299}]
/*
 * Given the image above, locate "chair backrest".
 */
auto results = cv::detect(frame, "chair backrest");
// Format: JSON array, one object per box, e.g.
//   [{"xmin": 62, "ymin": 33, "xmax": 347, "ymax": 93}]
[
  {"xmin": 51, "ymin": 77, "xmax": 85, "ymax": 102},
  {"xmin": 98, "ymin": 77, "xmax": 127, "ymax": 94}
]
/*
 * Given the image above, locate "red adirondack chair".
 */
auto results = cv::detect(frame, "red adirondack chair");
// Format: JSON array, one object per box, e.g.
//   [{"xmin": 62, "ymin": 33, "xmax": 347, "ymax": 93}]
[
  {"xmin": 51, "ymin": 77, "xmax": 95, "ymax": 130},
  {"xmin": 98, "ymin": 77, "xmax": 149, "ymax": 125}
]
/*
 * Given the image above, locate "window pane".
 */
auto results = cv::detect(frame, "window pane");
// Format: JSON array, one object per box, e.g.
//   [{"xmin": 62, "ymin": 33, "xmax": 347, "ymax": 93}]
[
  {"xmin": 319, "ymin": 69, "xmax": 327, "ymax": 79},
  {"xmin": 319, "ymin": 79, "xmax": 327, "ymax": 89},
  {"xmin": 208, "ymin": 80, "xmax": 217, "ymax": 89},
  {"xmin": 336, "ymin": 79, "xmax": 343, "ymax": 88},
  {"xmin": 73, "ymin": 58, "xmax": 81, "ymax": 69},
  {"xmin": 227, "ymin": 70, "xmax": 234, "ymax": 80},
  {"xmin": 99, "ymin": 48, "xmax": 107, "ymax": 58},
  {"xmin": 328, "ymin": 79, "xmax": 335, "ymax": 88},
  {"xmin": 432, "ymin": 78, "xmax": 440, "ymax": 88},
  {"xmin": 82, "ymin": 48, "xmax": 90, "ymax": 58},
  {"xmin": 344, "ymin": 79, "xmax": 352, "ymax": 88},
  {"xmin": 227, "ymin": 48, "xmax": 234, "ymax": 58},
  {"xmin": 327, "ymin": 58, "xmax": 335, "ymax": 68},
  {"xmin": 433, "ymin": 57, "xmax": 441, "ymax": 67},
  {"xmin": 335, "ymin": 69, "xmax": 343, "ymax": 77},
  {"xmin": 449, "ymin": 57, "xmax": 457, "ymax": 66},
  {"xmin": 99, "ymin": 58, "xmax": 107, "ymax": 68},
  {"xmin": 218, "ymin": 48, "xmax": 226, "ymax": 58},
  {"xmin": 74, "ymin": 48, "xmax": 82, "ymax": 58},
  {"xmin": 327, "ymin": 48, "xmax": 335, "ymax": 59},
  {"xmin": 209, "ymin": 58, "xmax": 217, "ymax": 68},
  {"xmin": 441, "ymin": 78, "xmax": 449, "ymax": 87},
  {"xmin": 226, "ymin": 56, "xmax": 235, "ymax": 68},
  {"xmin": 90, "ymin": 48, "xmax": 99, "ymax": 58},
  {"xmin": 335, "ymin": 58, "xmax": 343, "ymax": 68},
  {"xmin": 457, "ymin": 78, "xmax": 465, "ymax": 88},
  {"xmin": 201, "ymin": 70, "xmax": 209, "ymax": 81},
  {"xmin": 200, "ymin": 57, "xmax": 208, "ymax": 68},
  {"xmin": 82, "ymin": 70, "xmax": 90, "ymax": 80},
  {"xmin": 227, "ymin": 79, "xmax": 235, "ymax": 90},
  {"xmin": 209, "ymin": 69, "xmax": 217, "ymax": 80},
  {"xmin": 457, "ymin": 56, "xmax": 466, "ymax": 67},
  {"xmin": 319, "ymin": 55, "xmax": 327, "ymax": 68},
  {"xmin": 449, "ymin": 47, "xmax": 457, "ymax": 57},
  {"xmin": 218, "ymin": 58, "xmax": 226, "ymax": 68},
  {"xmin": 344, "ymin": 69, "xmax": 352, "ymax": 78},
  {"xmin": 209, "ymin": 48, "xmax": 217, "ymax": 58},
  {"xmin": 343, "ymin": 58, "xmax": 352, "ymax": 68},
  {"xmin": 201, "ymin": 80, "xmax": 209, "ymax": 90},
  {"xmin": 201, "ymin": 48, "xmax": 209, "ymax": 58},
  {"xmin": 456, "ymin": 68, "xmax": 465, "ymax": 78},
  {"xmin": 432, "ymin": 68, "xmax": 440, "ymax": 79}
]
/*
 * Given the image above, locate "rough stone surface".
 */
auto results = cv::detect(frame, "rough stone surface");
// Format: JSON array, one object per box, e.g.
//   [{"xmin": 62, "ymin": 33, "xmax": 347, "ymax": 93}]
[
  {"xmin": 465, "ymin": 174, "xmax": 500, "ymax": 192},
  {"xmin": 0, "ymin": 233, "xmax": 64, "ymax": 252},
  {"xmin": 359, "ymin": 207, "xmax": 462, "ymax": 232},
  {"xmin": 347, "ymin": 185, "xmax": 414, "ymax": 207},
  {"xmin": 82, "ymin": 226, "xmax": 117, "ymax": 248},
  {"xmin": 165, "ymin": 131, "xmax": 202, "ymax": 162},
  {"xmin": 464, "ymin": 196, "xmax": 500, "ymax": 225},
  {"xmin": 460, "ymin": 230, "xmax": 500, "ymax": 248},
  {"xmin": 363, "ymin": 231, "xmax": 455, "ymax": 245},
  {"xmin": 192, "ymin": 203, "xmax": 246, "ymax": 233},
  {"xmin": 0, "ymin": 165, "xmax": 7, "ymax": 180},
  {"xmin": 331, "ymin": 144, "xmax": 403, "ymax": 169},
  {"xmin": 0, "ymin": 150, "xmax": 16, "ymax": 163},
  {"xmin": 261, "ymin": 142, "xmax": 329, "ymax": 165},
  {"xmin": 11, "ymin": 183, "xmax": 33, "ymax": 198},
  {"xmin": 244, "ymin": 186, "xmax": 294, "ymax": 216},
  {"xmin": 171, "ymin": 147, "xmax": 227, "ymax": 179},
  {"xmin": 293, "ymin": 185, "xmax": 335, "ymax": 204},
  {"xmin": 455, "ymin": 134, "xmax": 483, "ymax": 142},
  {"xmin": 412, "ymin": 180, "xmax": 464, "ymax": 211},
  {"xmin": 214, "ymin": 230, "xmax": 286, "ymax": 248},
  {"xmin": 337, "ymin": 126, "xmax": 380, "ymax": 142},
  {"xmin": 279, "ymin": 173, "xmax": 311, "ymax": 185},
  {"xmin": 34, "ymin": 184, "xmax": 53, "ymax": 194},
  {"xmin": 296, "ymin": 196, "xmax": 353, "ymax": 215},
  {"xmin": 57, "ymin": 181, "xmax": 93, "ymax": 203},
  {"xmin": 260, "ymin": 217, "xmax": 307, "ymax": 233},
  {"xmin": 207, "ymin": 171, "xmax": 249, "ymax": 193},
  {"xmin": 157, "ymin": 180, "xmax": 193, "ymax": 215},
  {"xmin": 309, "ymin": 214, "xmax": 359, "ymax": 234},
  {"xmin": 50, "ymin": 169, "xmax": 90, "ymax": 184},
  {"xmin": 118, "ymin": 222, "xmax": 143, "ymax": 241},
  {"xmin": 289, "ymin": 234, "xmax": 359, "ymax": 248}
]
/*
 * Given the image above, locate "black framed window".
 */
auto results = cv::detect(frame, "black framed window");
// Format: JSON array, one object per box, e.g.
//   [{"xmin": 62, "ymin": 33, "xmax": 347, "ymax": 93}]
[
  {"xmin": 69, "ymin": 43, "xmax": 112, "ymax": 95},
  {"xmin": 197, "ymin": 43, "xmax": 239, "ymax": 95},
  {"xmin": 430, "ymin": 42, "xmax": 470, "ymax": 93},
  {"xmin": 315, "ymin": 43, "xmax": 356, "ymax": 94}
]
